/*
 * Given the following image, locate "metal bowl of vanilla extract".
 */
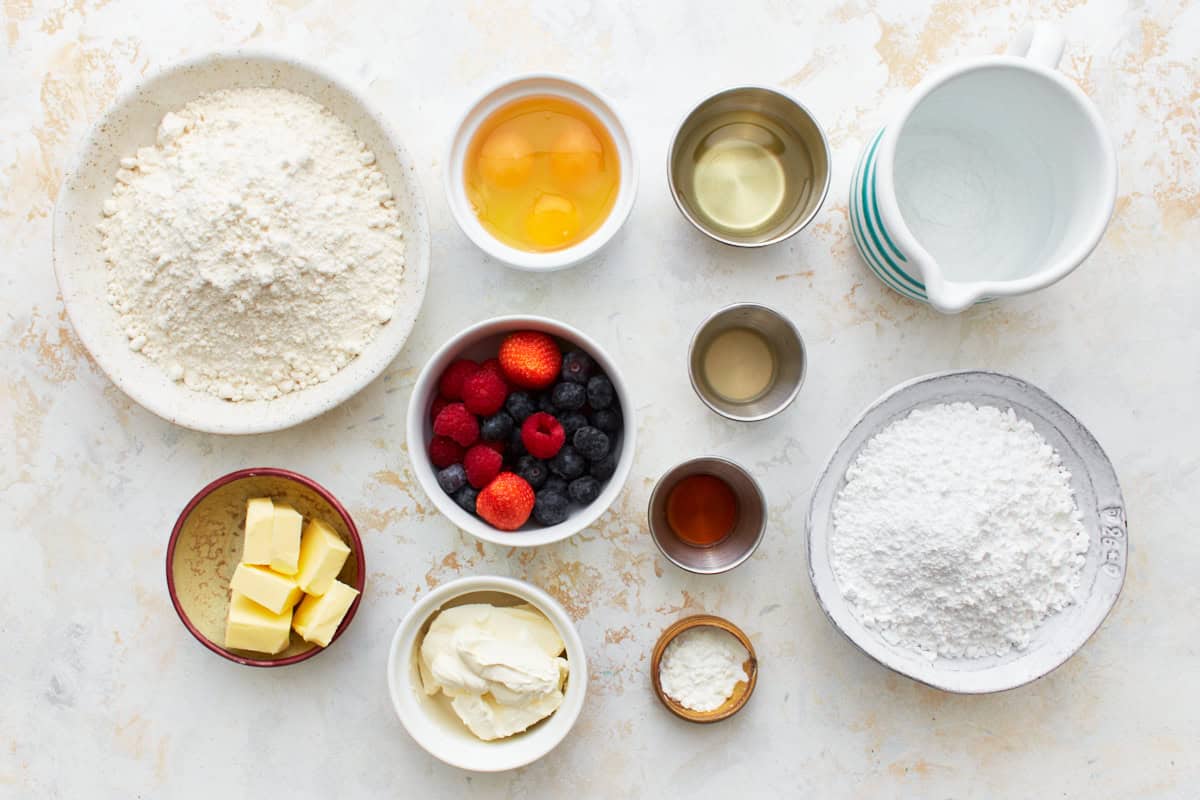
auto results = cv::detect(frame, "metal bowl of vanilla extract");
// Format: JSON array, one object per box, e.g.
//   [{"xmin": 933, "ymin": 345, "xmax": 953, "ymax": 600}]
[{"xmin": 688, "ymin": 302, "xmax": 807, "ymax": 422}]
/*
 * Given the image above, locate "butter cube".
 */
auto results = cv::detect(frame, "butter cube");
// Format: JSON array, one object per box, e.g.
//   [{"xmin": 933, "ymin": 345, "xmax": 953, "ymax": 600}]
[
  {"xmin": 293, "ymin": 580, "xmax": 360, "ymax": 647},
  {"xmin": 229, "ymin": 563, "xmax": 303, "ymax": 615},
  {"xmin": 295, "ymin": 519, "xmax": 351, "ymax": 596},
  {"xmin": 270, "ymin": 503, "xmax": 303, "ymax": 575},
  {"xmin": 224, "ymin": 591, "xmax": 293, "ymax": 654},
  {"xmin": 241, "ymin": 497, "xmax": 275, "ymax": 565}
]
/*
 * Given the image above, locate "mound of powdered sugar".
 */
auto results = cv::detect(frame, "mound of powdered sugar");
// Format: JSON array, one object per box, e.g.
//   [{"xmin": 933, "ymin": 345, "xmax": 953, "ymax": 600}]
[
  {"xmin": 830, "ymin": 402, "xmax": 1089, "ymax": 660},
  {"xmin": 98, "ymin": 87, "xmax": 406, "ymax": 401}
]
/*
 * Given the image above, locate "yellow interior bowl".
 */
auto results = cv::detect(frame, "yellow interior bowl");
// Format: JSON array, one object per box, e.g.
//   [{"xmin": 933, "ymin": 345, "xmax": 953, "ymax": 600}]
[{"xmin": 167, "ymin": 468, "xmax": 365, "ymax": 667}]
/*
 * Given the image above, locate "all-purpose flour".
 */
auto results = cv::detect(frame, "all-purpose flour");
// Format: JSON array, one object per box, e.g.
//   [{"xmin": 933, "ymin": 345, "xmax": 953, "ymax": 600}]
[
  {"xmin": 830, "ymin": 402, "xmax": 1089, "ymax": 660},
  {"xmin": 98, "ymin": 87, "xmax": 406, "ymax": 401}
]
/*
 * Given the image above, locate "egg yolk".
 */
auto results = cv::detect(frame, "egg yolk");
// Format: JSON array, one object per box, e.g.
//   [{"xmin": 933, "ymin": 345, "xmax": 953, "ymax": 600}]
[
  {"xmin": 525, "ymin": 193, "xmax": 580, "ymax": 248},
  {"xmin": 477, "ymin": 124, "xmax": 534, "ymax": 188},
  {"xmin": 550, "ymin": 119, "xmax": 603, "ymax": 185},
  {"xmin": 463, "ymin": 95, "xmax": 620, "ymax": 253}
]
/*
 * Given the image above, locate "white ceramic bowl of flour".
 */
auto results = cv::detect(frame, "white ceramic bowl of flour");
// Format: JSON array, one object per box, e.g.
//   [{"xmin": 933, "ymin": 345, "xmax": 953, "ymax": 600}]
[
  {"xmin": 52, "ymin": 52, "xmax": 430, "ymax": 434},
  {"xmin": 806, "ymin": 370, "xmax": 1127, "ymax": 694}
]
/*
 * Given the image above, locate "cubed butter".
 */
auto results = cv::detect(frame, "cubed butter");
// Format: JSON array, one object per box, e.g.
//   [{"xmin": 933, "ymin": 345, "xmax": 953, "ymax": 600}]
[
  {"xmin": 269, "ymin": 503, "xmax": 303, "ymax": 575},
  {"xmin": 224, "ymin": 591, "xmax": 292, "ymax": 655},
  {"xmin": 241, "ymin": 497, "xmax": 275, "ymax": 565},
  {"xmin": 295, "ymin": 518, "xmax": 351, "ymax": 595},
  {"xmin": 229, "ymin": 563, "xmax": 302, "ymax": 615},
  {"xmin": 292, "ymin": 580, "xmax": 360, "ymax": 647}
]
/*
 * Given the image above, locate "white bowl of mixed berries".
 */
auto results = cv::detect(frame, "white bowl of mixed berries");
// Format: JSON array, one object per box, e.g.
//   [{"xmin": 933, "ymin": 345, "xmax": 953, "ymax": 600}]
[{"xmin": 406, "ymin": 316, "xmax": 635, "ymax": 546}]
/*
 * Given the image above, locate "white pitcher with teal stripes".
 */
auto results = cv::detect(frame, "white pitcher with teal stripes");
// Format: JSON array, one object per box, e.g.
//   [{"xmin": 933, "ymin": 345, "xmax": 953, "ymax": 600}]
[{"xmin": 849, "ymin": 24, "xmax": 1117, "ymax": 314}]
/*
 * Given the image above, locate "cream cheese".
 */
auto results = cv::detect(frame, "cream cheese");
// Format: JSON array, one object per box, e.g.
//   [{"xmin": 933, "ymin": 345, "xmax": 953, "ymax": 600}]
[{"xmin": 418, "ymin": 603, "xmax": 569, "ymax": 741}]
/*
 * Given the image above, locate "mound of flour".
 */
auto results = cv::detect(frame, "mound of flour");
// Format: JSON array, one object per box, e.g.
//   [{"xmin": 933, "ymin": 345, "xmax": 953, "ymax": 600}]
[
  {"xmin": 98, "ymin": 87, "xmax": 406, "ymax": 401},
  {"xmin": 830, "ymin": 402, "xmax": 1089, "ymax": 660}
]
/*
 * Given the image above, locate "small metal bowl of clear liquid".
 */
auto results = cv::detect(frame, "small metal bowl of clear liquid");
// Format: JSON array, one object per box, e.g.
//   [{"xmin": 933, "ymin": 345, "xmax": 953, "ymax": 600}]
[
  {"xmin": 688, "ymin": 303, "xmax": 806, "ymax": 421},
  {"xmin": 668, "ymin": 86, "xmax": 831, "ymax": 247}
]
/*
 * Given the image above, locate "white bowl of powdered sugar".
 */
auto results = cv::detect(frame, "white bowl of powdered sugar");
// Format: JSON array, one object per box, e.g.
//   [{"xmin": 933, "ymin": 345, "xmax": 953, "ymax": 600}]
[
  {"xmin": 806, "ymin": 370, "xmax": 1127, "ymax": 694},
  {"xmin": 53, "ymin": 52, "xmax": 429, "ymax": 434}
]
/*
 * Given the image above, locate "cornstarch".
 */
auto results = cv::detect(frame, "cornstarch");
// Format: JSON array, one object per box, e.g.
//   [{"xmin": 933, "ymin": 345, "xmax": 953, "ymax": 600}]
[
  {"xmin": 98, "ymin": 87, "xmax": 407, "ymax": 401},
  {"xmin": 831, "ymin": 402, "xmax": 1089, "ymax": 660},
  {"xmin": 660, "ymin": 626, "xmax": 749, "ymax": 712}
]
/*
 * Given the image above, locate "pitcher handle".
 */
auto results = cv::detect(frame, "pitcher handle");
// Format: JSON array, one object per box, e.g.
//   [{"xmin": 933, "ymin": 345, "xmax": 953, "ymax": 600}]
[{"xmin": 1007, "ymin": 23, "xmax": 1065, "ymax": 69}]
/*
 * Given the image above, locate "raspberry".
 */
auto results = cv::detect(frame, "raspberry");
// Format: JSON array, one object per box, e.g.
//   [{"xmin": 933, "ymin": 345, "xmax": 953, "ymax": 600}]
[
  {"xmin": 428, "ymin": 435, "xmax": 464, "ymax": 469},
  {"xmin": 464, "ymin": 444, "xmax": 503, "ymax": 488},
  {"xmin": 438, "ymin": 359, "xmax": 479, "ymax": 400},
  {"xmin": 476, "ymin": 473, "xmax": 535, "ymax": 531},
  {"xmin": 433, "ymin": 402, "xmax": 479, "ymax": 447},
  {"xmin": 462, "ymin": 368, "xmax": 509, "ymax": 416},
  {"xmin": 521, "ymin": 412, "xmax": 566, "ymax": 459},
  {"xmin": 429, "ymin": 395, "xmax": 452, "ymax": 424},
  {"xmin": 499, "ymin": 331, "xmax": 561, "ymax": 390},
  {"xmin": 480, "ymin": 358, "xmax": 507, "ymax": 381},
  {"xmin": 479, "ymin": 438, "xmax": 506, "ymax": 457}
]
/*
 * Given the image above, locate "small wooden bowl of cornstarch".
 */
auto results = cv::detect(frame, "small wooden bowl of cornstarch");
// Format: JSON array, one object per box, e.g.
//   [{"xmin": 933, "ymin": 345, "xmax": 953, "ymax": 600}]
[{"xmin": 651, "ymin": 615, "xmax": 758, "ymax": 723}]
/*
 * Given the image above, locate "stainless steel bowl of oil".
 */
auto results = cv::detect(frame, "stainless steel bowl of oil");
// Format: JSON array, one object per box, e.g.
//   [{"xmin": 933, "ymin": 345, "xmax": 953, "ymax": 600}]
[
  {"xmin": 688, "ymin": 303, "xmax": 806, "ymax": 421},
  {"xmin": 668, "ymin": 86, "xmax": 831, "ymax": 247}
]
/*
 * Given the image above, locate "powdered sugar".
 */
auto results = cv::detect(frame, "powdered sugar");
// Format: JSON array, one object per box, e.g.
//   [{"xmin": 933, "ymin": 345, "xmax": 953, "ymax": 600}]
[
  {"xmin": 830, "ymin": 402, "xmax": 1089, "ymax": 660},
  {"xmin": 98, "ymin": 87, "xmax": 406, "ymax": 401}
]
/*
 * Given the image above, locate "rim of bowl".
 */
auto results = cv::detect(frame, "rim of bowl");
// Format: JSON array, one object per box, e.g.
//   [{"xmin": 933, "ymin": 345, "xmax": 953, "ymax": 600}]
[
  {"xmin": 646, "ymin": 456, "xmax": 767, "ymax": 574},
  {"xmin": 686, "ymin": 302, "xmax": 808, "ymax": 422},
  {"xmin": 443, "ymin": 72, "xmax": 639, "ymax": 271},
  {"xmin": 405, "ymin": 314, "xmax": 636, "ymax": 547},
  {"xmin": 386, "ymin": 575, "xmax": 588, "ymax": 771},
  {"xmin": 51, "ymin": 48, "xmax": 431, "ymax": 435},
  {"xmin": 165, "ymin": 466, "xmax": 366, "ymax": 668},
  {"xmin": 666, "ymin": 84, "xmax": 832, "ymax": 248}
]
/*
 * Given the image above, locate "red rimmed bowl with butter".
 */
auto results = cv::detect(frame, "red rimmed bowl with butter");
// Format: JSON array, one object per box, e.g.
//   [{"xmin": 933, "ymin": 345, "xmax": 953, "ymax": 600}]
[{"xmin": 166, "ymin": 467, "xmax": 365, "ymax": 667}]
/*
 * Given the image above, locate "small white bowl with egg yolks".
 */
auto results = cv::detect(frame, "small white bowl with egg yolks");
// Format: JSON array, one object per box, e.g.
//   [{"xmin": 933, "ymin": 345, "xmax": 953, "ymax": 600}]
[
  {"xmin": 445, "ymin": 73, "xmax": 638, "ymax": 271},
  {"xmin": 387, "ymin": 575, "xmax": 588, "ymax": 772}
]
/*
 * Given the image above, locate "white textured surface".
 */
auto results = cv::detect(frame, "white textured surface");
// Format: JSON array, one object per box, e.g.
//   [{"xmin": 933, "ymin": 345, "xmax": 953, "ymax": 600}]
[{"xmin": 2, "ymin": 1, "xmax": 1198, "ymax": 797}]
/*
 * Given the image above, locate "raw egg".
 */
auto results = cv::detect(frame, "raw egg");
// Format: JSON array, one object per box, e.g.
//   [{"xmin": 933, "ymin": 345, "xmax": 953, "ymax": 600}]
[{"xmin": 464, "ymin": 95, "xmax": 619, "ymax": 252}]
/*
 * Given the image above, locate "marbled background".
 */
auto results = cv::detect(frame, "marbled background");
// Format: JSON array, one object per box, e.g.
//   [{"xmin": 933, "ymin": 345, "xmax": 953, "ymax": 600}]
[{"xmin": 2, "ymin": 1, "xmax": 1197, "ymax": 797}]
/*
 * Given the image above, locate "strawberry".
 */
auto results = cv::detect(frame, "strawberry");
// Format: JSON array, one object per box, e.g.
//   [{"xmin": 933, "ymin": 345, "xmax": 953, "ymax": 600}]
[
  {"xmin": 476, "ymin": 473, "xmax": 535, "ymax": 531},
  {"xmin": 498, "ymin": 331, "xmax": 561, "ymax": 390}
]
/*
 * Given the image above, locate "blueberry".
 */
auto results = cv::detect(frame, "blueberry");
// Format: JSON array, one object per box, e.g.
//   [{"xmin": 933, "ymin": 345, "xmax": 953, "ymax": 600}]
[
  {"xmin": 560, "ymin": 350, "xmax": 593, "ymax": 384},
  {"xmin": 590, "ymin": 451, "xmax": 617, "ymax": 481},
  {"xmin": 453, "ymin": 485, "xmax": 479, "ymax": 514},
  {"xmin": 590, "ymin": 407, "xmax": 622, "ymax": 434},
  {"xmin": 509, "ymin": 428, "xmax": 527, "ymax": 460},
  {"xmin": 481, "ymin": 411, "xmax": 514, "ymax": 441},
  {"xmin": 505, "ymin": 392, "xmax": 536, "ymax": 423},
  {"xmin": 568, "ymin": 476, "xmax": 602, "ymax": 505},
  {"xmin": 533, "ymin": 491, "xmax": 570, "ymax": 526},
  {"xmin": 551, "ymin": 382, "xmax": 587, "ymax": 411},
  {"xmin": 436, "ymin": 463, "xmax": 467, "ymax": 494},
  {"xmin": 586, "ymin": 375, "xmax": 614, "ymax": 409},
  {"xmin": 549, "ymin": 446, "xmax": 586, "ymax": 479},
  {"xmin": 516, "ymin": 455, "xmax": 548, "ymax": 490},
  {"xmin": 542, "ymin": 477, "xmax": 568, "ymax": 496},
  {"xmin": 573, "ymin": 426, "xmax": 610, "ymax": 461},
  {"xmin": 537, "ymin": 392, "xmax": 557, "ymax": 414},
  {"xmin": 559, "ymin": 412, "xmax": 588, "ymax": 439}
]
